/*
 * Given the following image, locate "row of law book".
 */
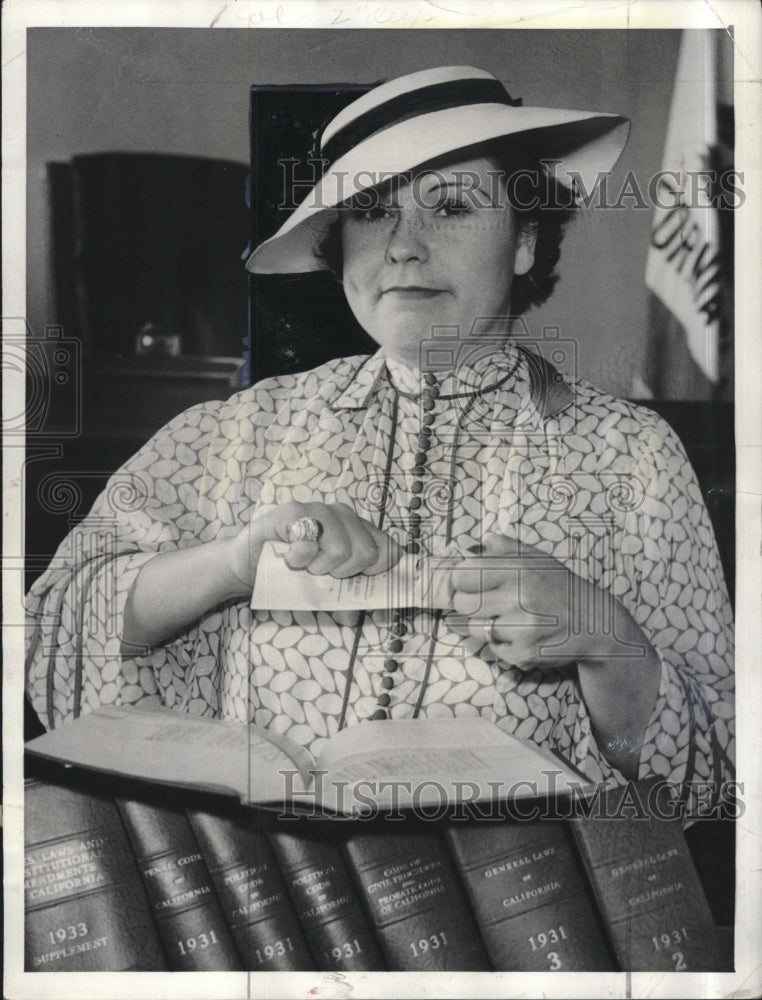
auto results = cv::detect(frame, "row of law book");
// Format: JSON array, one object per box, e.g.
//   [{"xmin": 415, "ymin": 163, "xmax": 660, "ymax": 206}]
[{"xmin": 24, "ymin": 767, "xmax": 732, "ymax": 973}]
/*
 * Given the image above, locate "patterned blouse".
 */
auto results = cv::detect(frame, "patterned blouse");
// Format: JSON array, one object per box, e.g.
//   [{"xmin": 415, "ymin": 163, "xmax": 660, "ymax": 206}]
[{"xmin": 26, "ymin": 343, "xmax": 734, "ymax": 815}]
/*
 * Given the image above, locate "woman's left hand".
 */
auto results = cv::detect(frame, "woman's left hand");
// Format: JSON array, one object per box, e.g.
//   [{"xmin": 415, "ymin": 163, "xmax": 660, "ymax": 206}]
[
  {"xmin": 447, "ymin": 533, "xmax": 613, "ymax": 669},
  {"xmin": 447, "ymin": 532, "xmax": 662, "ymax": 778}
]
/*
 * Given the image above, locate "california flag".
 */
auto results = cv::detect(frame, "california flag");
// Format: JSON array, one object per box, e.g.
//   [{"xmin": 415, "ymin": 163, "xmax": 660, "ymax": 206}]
[{"xmin": 644, "ymin": 30, "xmax": 728, "ymax": 398}]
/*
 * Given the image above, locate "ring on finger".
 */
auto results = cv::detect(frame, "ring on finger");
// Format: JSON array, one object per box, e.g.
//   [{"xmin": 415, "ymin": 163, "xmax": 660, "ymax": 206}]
[
  {"xmin": 288, "ymin": 516, "xmax": 323, "ymax": 543},
  {"xmin": 480, "ymin": 617, "xmax": 499, "ymax": 647}
]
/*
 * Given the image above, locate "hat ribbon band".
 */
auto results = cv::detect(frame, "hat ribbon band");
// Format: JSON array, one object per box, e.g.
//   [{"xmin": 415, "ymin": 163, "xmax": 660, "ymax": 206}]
[{"xmin": 321, "ymin": 77, "xmax": 520, "ymax": 165}]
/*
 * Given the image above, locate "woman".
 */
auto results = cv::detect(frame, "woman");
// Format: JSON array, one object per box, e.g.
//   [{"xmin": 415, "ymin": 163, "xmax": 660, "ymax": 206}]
[{"xmin": 26, "ymin": 66, "xmax": 733, "ymax": 813}]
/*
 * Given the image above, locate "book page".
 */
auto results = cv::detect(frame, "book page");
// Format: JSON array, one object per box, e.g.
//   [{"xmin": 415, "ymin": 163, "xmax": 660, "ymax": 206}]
[
  {"xmin": 314, "ymin": 717, "xmax": 593, "ymax": 811},
  {"xmin": 25, "ymin": 705, "xmax": 314, "ymax": 803},
  {"xmin": 251, "ymin": 542, "xmax": 455, "ymax": 610}
]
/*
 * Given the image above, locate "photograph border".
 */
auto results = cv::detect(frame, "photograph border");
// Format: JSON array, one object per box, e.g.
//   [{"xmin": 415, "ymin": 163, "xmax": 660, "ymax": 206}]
[{"xmin": 4, "ymin": 2, "xmax": 760, "ymax": 998}]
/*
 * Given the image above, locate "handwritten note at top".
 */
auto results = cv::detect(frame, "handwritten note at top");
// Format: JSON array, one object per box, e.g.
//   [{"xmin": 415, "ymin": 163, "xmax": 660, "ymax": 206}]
[{"xmin": 232, "ymin": 1, "xmax": 437, "ymax": 29}]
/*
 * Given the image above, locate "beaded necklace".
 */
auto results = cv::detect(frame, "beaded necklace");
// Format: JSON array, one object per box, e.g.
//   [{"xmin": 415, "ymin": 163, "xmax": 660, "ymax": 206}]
[{"xmin": 368, "ymin": 359, "xmax": 519, "ymax": 721}]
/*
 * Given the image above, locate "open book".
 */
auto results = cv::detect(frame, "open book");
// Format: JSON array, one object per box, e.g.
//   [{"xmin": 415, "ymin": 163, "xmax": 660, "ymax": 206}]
[{"xmin": 26, "ymin": 705, "xmax": 593, "ymax": 815}]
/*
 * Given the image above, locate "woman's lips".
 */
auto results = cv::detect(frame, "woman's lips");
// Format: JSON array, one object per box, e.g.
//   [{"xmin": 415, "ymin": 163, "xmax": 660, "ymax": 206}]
[{"xmin": 383, "ymin": 286, "xmax": 446, "ymax": 299}]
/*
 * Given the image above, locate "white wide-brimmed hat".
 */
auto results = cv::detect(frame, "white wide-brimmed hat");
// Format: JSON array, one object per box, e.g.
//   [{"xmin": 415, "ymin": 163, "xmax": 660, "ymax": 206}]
[{"xmin": 245, "ymin": 65, "xmax": 630, "ymax": 275}]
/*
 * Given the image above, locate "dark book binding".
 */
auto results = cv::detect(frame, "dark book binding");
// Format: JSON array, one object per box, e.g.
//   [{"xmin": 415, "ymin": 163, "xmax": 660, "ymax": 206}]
[
  {"xmin": 187, "ymin": 807, "xmax": 315, "ymax": 970},
  {"xmin": 24, "ymin": 778, "xmax": 167, "ymax": 971},
  {"xmin": 569, "ymin": 782, "xmax": 726, "ymax": 971},
  {"xmin": 342, "ymin": 818, "xmax": 490, "ymax": 970},
  {"xmin": 116, "ymin": 798, "xmax": 241, "ymax": 970},
  {"xmin": 445, "ymin": 818, "xmax": 614, "ymax": 970},
  {"xmin": 269, "ymin": 819, "xmax": 385, "ymax": 970}
]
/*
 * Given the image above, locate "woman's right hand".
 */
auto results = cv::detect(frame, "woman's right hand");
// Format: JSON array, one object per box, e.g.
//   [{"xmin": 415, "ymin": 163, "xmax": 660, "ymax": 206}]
[
  {"xmin": 124, "ymin": 501, "xmax": 403, "ymax": 650},
  {"xmin": 226, "ymin": 501, "xmax": 404, "ymax": 591}
]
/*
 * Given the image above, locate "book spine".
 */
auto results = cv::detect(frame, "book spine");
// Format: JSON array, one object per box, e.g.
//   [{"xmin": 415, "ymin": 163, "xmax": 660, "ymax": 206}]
[
  {"xmin": 24, "ymin": 778, "xmax": 167, "ymax": 971},
  {"xmin": 187, "ymin": 808, "xmax": 315, "ymax": 970},
  {"xmin": 445, "ymin": 818, "xmax": 614, "ymax": 971},
  {"xmin": 342, "ymin": 820, "xmax": 490, "ymax": 971},
  {"xmin": 116, "ymin": 798, "xmax": 241, "ymax": 970},
  {"xmin": 568, "ymin": 781, "xmax": 726, "ymax": 971},
  {"xmin": 269, "ymin": 819, "xmax": 385, "ymax": 971}
]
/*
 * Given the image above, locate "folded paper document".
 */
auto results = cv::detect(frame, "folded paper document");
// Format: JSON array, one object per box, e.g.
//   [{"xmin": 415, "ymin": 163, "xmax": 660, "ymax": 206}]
[{"xmin": 251, "ymin": 542, "xmax": 455, "ymax": 611}]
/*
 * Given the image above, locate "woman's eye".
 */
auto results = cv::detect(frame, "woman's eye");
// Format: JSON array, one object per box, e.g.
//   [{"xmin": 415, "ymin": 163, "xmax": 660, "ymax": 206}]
[
  {"xmin": 433, "ymin": 198, "xmax": 472, "ymax": 218},
  {"xmin": 351, "ymin": 204, "xmax": 394, "ymax": 222}
]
